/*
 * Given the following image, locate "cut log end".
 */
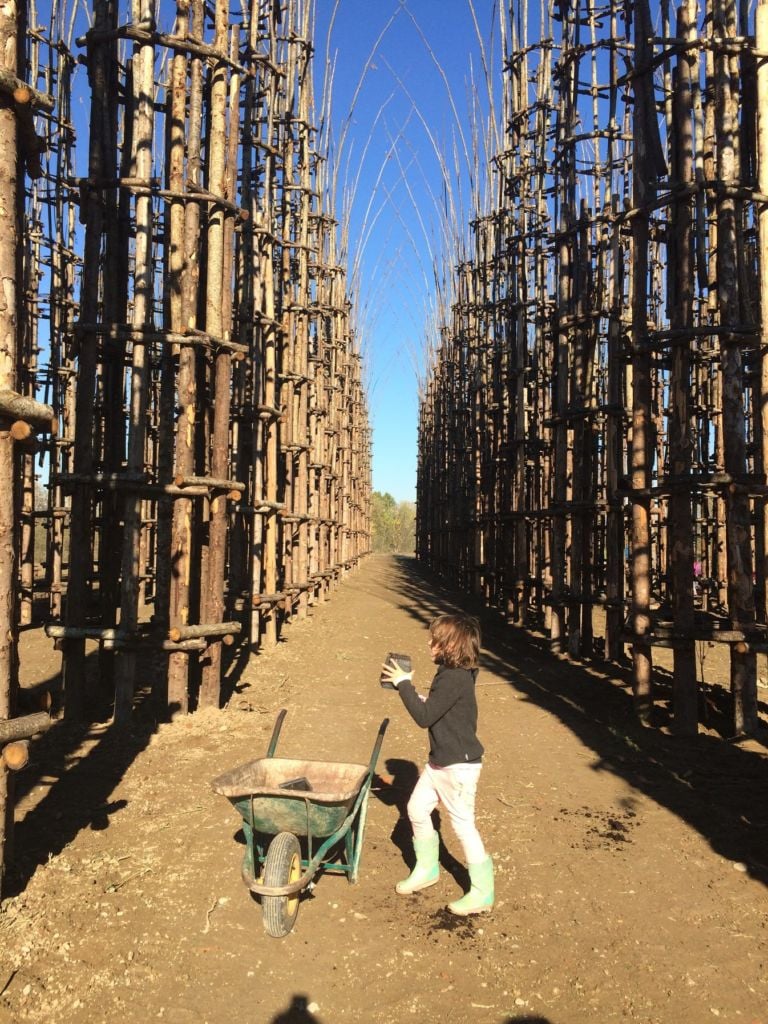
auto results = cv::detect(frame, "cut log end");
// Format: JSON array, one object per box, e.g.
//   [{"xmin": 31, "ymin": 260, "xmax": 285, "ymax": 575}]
[
  {"xmin": 10, "ymin": 419, "xmax": 33, "ymax": 441},
  {"xmin": 2, "ymin": 740, "xmax": 30, "ymax": 771}
]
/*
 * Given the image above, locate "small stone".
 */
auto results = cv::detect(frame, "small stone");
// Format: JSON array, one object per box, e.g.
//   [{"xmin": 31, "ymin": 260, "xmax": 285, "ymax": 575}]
[
  {"xmin": 732, "ymin": 862, "xmax": 748, "ymax": 873},
  {"xmin": 307, "ymin": 1004, "xmax": 319, "ymax": 1014}
]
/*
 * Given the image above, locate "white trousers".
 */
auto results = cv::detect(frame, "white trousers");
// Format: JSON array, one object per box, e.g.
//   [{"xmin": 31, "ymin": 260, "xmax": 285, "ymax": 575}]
[{"xmin": 407, "ymin": 761, "xmax": 486, "ymax": 865}]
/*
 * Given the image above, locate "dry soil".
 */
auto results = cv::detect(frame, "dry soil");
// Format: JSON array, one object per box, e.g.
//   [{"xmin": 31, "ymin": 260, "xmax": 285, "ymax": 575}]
[{"xmin": 1, "ymin": 554, "xmax": 767, "ymax": 1024}]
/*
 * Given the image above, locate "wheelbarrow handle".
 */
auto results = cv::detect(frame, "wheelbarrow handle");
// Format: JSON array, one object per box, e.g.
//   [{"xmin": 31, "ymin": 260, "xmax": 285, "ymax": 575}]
[
  {"xmin": 266, "ymin": 708, "xmax": 288, "ymax": 757},
  {"xmin": 367, "ymin": 717, "xmax": 389, "ymax": 775}
]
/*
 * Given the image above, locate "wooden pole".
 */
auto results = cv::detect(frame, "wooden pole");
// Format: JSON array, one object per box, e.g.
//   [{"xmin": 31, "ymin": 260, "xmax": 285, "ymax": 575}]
[
  {"xmin": 0, "ymin": 0, "xmax": 19, "ymax": 896},
  {"xmin": 757, "ymin": 0, "xmax": 768, "ymax": 697},
  {"xmin": 168, "ymin": 0, "xmax": 204, "ymax": 716},
  {"xmin": 113, "ymin": 0, "xmax": 156, "ymax": 721},
  {"xmin": 62, "ymin": 0, "xmax": 115, "ymax": 721},
  {"xmin": 199, "ymin": 3, "xmax": 236, "ymax": 707},
  {"xmin": 629, "ymin": 0, "xmax": 662, "ymax": 722},
  {"xmin": 667, "ymin": 0, "xmax": 699, "ymax": 734},
  {"xmin": 714, "ymin": 0, "xmax": 759, "ymax": 735}
]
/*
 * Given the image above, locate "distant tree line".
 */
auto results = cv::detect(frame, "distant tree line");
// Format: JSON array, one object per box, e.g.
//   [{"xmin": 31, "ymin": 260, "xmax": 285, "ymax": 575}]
[{"xmin": 371, "ymin": 491, "xmax": 416, "ymax": 554}]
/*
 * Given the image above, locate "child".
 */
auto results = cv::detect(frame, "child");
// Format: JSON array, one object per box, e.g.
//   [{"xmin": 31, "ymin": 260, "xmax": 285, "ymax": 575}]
[{"xmin": 380, "ymin": 613, "xmax": 494, "ymax": 916}]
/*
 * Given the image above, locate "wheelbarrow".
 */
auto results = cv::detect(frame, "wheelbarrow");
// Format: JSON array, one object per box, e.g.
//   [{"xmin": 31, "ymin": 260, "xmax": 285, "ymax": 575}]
[{"xmin": 211, "ymin": 709, "xmax": 388, "ymax": 937}]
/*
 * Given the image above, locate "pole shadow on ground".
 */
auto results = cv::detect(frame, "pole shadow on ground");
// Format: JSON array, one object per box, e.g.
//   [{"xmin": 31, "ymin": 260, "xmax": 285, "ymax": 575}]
[
  {"xmin": 8, "ymin": 651, "xmax": 155, "ymax": 896},
  {"xmin": 377, "ymin": 555, "xmax": 768, "ymax": 887}
]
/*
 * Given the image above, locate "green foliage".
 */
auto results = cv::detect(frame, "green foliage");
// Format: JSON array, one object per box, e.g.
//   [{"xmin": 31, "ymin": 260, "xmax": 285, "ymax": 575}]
[{"xmin": 371, "ymin": 491, "xmax": 416, "ymax": 554}]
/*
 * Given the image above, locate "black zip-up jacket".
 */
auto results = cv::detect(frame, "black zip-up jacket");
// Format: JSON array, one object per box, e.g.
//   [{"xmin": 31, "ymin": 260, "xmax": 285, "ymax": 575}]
[{"xmin": 397, "ymin": 664, "xmax": 484, "ymax": 767}]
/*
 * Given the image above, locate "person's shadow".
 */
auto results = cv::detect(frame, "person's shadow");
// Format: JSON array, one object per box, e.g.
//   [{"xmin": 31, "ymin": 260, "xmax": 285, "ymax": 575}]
[
  {"xmin": 270, "ymin": 995, "xmax": 322, "ymax": 1023},
  {"xmin": 374, "ymin": 757, "xmax": 470, "ymax": 893}
]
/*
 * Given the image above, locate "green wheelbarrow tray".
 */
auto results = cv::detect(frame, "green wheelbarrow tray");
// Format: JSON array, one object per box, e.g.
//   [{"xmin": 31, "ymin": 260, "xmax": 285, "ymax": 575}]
[
  {"xmin": 211, "ymin": 710, "xmax": 389, "ymax": 924},
  {"xmin": 212, "ymin": 756, "xmax": 370, "ymax": 896}
]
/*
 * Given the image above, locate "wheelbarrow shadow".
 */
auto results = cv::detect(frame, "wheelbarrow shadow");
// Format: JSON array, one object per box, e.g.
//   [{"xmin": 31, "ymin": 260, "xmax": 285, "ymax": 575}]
[{"xmin": 372, "ymin": 757, "xmax": 470, "ymax": 892}]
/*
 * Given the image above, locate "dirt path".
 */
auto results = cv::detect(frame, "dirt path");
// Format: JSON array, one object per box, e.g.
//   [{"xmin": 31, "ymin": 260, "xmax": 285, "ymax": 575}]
[{"xmin": 1, "ymin": 555, "xmax": 767, "ymax": 1024}]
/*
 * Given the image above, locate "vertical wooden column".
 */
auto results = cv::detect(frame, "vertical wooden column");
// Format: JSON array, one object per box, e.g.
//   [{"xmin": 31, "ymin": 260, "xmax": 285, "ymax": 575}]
[
  {"xmin": 168, "ymin": 0, "xmax": 204, "ymax": 714},
  {"xmin": 293, "ymin": 57, "xmax": 313, "ymax": 618},
  {"xmin": 629, "ymin": 0, "xmax": 661, "ymax": 721},
  {"xmin": 113, "ymin": 0, "xmax": 156, "ymax": 721},
  {"xmin": 551, "ymin": 200, "xmax": 572, "ymax": 652},
  {"xmin": 0, "ymin": 0, "xmax": 19, "ymax": 893},
  {"xmin": 567, "ymin": 200, "xmax": 588, "ymax": 658},
  {"xmin": 605, "ymin": 194, "xmax": 625, "ymax": 661},
  {"xmin": 757, "ymin": 0, "xmax": 768, "ymax": 663},
  {"xmin": 62, "ymin": 0, "xmax": 113, "ymax": 720},
  {"xmin": 256, "ymin": 1, "xmax": 286, "ymax": 650},
  {"xmin": 714, "ymin": 0, "xmax": 759, "ymax": 734},
  {"xmin": 550, "ymin": 2, "xmax": 577, "ymax": 652},
  {"xmin": 667, "ymin": 0, "xmax": 698, "ymax": 733},
  {"xmin": 199, "ymin": 1, "xmax": 237, "ymax": 707},
  {"xmin": 245, "ymin": 7, "xmax": 277, "ymax": 650},
  {"xmin": 48, "ymin": 42, "xmax": 78, "ymax": 625},
  {"xmin": 18, "ymin": 200, "xmax": 39, "ymax": 628}
]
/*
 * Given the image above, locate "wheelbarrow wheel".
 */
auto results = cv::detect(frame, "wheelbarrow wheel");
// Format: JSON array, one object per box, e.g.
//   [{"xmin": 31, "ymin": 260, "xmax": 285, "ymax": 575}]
[{"xmin": 262, "ymin": 831, "xmax": 302, "ymax": 938}]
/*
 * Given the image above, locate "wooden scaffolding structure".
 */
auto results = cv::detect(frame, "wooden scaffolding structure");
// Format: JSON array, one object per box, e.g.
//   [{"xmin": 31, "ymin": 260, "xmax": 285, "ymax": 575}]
[
  {"xmin": 0, "ymin": 0, "xmax": 371, "ymax": 729},
  {"xmin": 1, "ymin": 0, "xmax": 371, "ymax": 891},
  {"xmin": 418, "ymin": 0, "xmax": 767, "ymax": 737}
]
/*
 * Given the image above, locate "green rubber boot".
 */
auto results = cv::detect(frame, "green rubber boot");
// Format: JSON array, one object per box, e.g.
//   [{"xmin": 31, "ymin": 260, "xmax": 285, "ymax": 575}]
[
  {"xmin": 447, "ymin": 855, "xmax": 494, "ymax": 915},
  {"xmin": 395, "ymin": 833, "xmax": 440, "ymax": 895}
]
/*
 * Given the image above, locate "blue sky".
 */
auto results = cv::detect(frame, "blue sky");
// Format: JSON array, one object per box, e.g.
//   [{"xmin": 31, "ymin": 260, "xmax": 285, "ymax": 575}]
[{"xmin": 314, "ymin": 1, "xmax": 502, "ymax": 503}]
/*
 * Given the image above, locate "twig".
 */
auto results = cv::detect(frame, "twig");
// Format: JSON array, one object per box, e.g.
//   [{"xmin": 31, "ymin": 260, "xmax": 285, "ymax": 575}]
[
  {"xmin": 0, "ymin": 969, "xmax": 17, "ymax": 998},
  {"xmin": 203, "ymin": 896, "xmax": 219, "ymax": 934}
]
